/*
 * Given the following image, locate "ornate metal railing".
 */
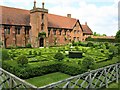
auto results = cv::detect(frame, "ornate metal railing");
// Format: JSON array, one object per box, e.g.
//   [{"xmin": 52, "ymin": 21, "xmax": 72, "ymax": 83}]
[
  {"xmin": 0, "ymin": 63, "xmax": 120, "ymax": 89},
  {"xmin": 39, "ymin": 63, "xmax": 120, "ymax": 89},
  {"xmin": 0, "ymin": 68, "xmax": 37, "ymax": 89}
]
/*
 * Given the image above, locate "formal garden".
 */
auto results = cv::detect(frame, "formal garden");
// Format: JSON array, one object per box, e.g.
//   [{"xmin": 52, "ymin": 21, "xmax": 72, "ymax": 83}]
[{"xmin": 1, "ymin": 40, "xmax": 120, "ymax": 87}]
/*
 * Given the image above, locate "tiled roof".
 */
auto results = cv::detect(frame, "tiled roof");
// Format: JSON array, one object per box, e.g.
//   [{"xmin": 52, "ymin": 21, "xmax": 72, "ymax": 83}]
[
  {"xmin": 0, "ymin": 6, "xmax": 77, "ymax": 29},
  {"xmin": 47, "ymin": 14, "xmax": 77, "ymax": 29},
  {"xmin": 0, "ymin": 6, "xmax": 30, "ymax": 26},
  {"xmin": 82, "ymin": 25, "xmax": 93, "ymax": 35}
]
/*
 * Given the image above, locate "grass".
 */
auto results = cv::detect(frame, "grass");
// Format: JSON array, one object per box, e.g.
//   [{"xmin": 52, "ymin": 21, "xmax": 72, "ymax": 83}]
[
  {"xmin": 25, "ymin": 72, "xmax": 70, "ymax": 87},
  {"xmin": 108, "ymin": 80, "xmax": 120, "ymax": 88}
]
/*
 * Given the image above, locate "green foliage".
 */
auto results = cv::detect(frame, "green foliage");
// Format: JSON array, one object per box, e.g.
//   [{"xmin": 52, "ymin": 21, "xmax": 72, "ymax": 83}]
[
  {"xmin": 82, "ymin": 56, "xmax": 95, "ymax": 70},
  {"xmin": 33, "ymin": 51, "xmax": 37, "ymax": 56},
  {"xmin": 29, "ymin": 50, "xmax": 32, "ymax": 55},
  {"xmin": 86, "ymin": 37, "xmax": 116, "ymax": 43},
  {"xmin": 17, "ymin": 55, "xmax": 28, "ymax": 66},
  {"xmin": 59, "ymin": 63, "xmax": 82, "ymax": 75},
  {"xmin": 115, "ymin": 30, "xmax": 120, "ymax": 42},
  {"xmin": 2, "ymin": 61, "xmax": 59, "ymax": 79},
  {"xmin": 86, "ymin": 42, "xmax": 94, "ymax": 47},
  {"xmin": 0, "ymin": 41, "xmax": 3, "ymax": 45},
  {"xmin": 26, "ymin": 43, "xmax": 32, "ymax": 48},
  {"xmin": 93, "ymin": 32, "xmax": 106, "ymax": 36},
  {"xmin": 54, "ymin": 52, "xmax": 64, "ymax": 61},
  {"xmin": 2, "ymin": 49, "xmax": 10, "ymax": 60},
  {"xmin": 38, "ymin": 32, "xmax": 46, "ymax": 38}
]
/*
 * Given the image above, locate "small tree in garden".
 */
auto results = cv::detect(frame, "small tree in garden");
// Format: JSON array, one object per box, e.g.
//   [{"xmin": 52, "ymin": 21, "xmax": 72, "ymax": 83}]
[
  {"xmin": 115, "ymin": 30, "xmax": 120, "ymax": 42},
  {"xmin": 54, "ymin": 52, "xmax": 64, "ymax": 61},
  {"xmin": 2, "ymin": 49, "xmax": 10, "ymax": 60},
  {"xmin": 82, "ymin": 56, "xmax": 95, "ymax": 70},
  {"xmin": 17, "ymin": 55, "xmax": 28, "ymax": 66}
]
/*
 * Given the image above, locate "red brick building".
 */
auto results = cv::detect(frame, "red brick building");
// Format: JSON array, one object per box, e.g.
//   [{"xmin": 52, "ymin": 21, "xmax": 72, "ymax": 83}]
[{"xmin": 0, "ymin": 1, "xmax": 93, "ymax": 48}]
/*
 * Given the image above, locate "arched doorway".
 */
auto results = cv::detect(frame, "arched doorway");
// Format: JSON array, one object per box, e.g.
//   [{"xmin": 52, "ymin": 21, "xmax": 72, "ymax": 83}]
[{"xmin": 39, "ymin": 38, "xmax": 44, "ymax": 47}]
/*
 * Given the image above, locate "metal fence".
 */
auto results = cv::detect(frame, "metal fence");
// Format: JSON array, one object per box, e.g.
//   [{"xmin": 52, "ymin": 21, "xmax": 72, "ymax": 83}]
[{"xmin": 0, "ymin": 63, "xmax": 120, "ymax": 89}]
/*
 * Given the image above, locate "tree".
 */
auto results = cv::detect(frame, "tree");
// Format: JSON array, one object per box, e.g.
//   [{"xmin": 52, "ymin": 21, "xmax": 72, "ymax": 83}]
[{"xmin": 115, "ymin": 30, "xmax": 120, "ymax": 42}]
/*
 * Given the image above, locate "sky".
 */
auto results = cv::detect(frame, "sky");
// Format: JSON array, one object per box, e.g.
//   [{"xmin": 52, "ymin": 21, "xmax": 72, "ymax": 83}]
[{"xmin": 0, "ymin": 0, "xmax": 119, "ymax": 36}]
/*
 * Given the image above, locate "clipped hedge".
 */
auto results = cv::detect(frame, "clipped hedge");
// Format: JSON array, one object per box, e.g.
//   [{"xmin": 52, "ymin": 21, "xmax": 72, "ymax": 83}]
[
  {"xmin": 2, "ymin": 55, "xmax": 119, "ymax": 79},
  {"xmin": 2, "ymin": 61, "xmax": 59, "ymax": 79},
  {"xmin": 86, "ymin": 37, "xmax": 117, "ymax": 43}
]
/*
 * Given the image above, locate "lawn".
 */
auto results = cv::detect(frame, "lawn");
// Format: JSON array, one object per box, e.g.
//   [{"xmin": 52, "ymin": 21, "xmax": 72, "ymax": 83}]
[
  {"xmin": 108, "ymin": 80, "xmax": 120, "ymax": 88},
  {"xmin": 26, "ymin": 72, "xmax": 70, "ymax": 87}
]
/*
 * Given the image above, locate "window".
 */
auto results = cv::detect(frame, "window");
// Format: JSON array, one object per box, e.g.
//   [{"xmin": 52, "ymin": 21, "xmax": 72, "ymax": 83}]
[
  {"xmin": 15, "ymin": 26, "xmax": 21, "ymax": 35},
  {"xmin": 4, "ymin": 26, "xmax": 10, "ymax": 34},
  {"xmin": 73, "ymin": 37, "xmax": 76, "ymax": 41},
  {"xmin": 77, "ymin": 37, "xmax": 79, "ymax": 41},
  {"xmin": 42, "ymin": 14, "xmax": 44, "ymax": 20},
  {"xmin": 25, "ymin": 27, "xmax": 29, "ymax": 35},
  {"xmin": 74, "ymin": 30, "xmax": 77, "ymax": 34},
  {"xmin": 78, "ymin": 30, "xmax": 80, "ymax": 34},
  {"xmin": 59, "ymin": 30, "xmax": 62, "ymax": 35},
  {"xmin": 41, "ymin": 25, "xmax": 44, "ymax": 31},
  {"xmin": 48, "ymin": 28, "xmax": 51, "ymax": 36},
  {"xmin": 64, "ymin": 30, "xmax": 67, "ymax": 35},
  {"xmin": 53, "ymin": 29, "xmax": 56, "ymax": 35}
]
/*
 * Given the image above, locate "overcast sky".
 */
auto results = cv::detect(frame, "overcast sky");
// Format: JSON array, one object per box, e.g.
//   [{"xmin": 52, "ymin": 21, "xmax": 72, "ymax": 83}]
[{"xmin": 0, "ymin": 0, "xmax": 119, "ymax": 36}]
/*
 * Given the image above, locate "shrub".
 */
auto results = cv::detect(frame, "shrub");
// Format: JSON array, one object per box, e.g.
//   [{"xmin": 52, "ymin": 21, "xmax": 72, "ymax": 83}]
[
  {"xmin": 54, "ymin": 52, "xmax": 64, "ymax": 61},
  {"xmin": 38, "ymin": 51, "xmax": 41, "ymax": 56},
  {"xmin": 2, "ymin": 49, "xmax": 10, "ymax": 60},
  {"xmin": 82, "ymin": 56, "xmax": 95, "ymax": 70},
  {"xmin": 26, "ymin": 43, "xmax": 32, "ymax": 48},
  {"xmin": 87, "ymin": 42, "xmax": 94, "ymax": 47},
  {"xmin": 29, "ymin": 50, "xmax": 32, "ymax": 55},
  {"xmin": 17, "ymin": 55, "xmax": 28, "ymax": 66},
  {"xmin": 104, "ymin": 42, "xmax": 109, "ymax": 49},
  {"xmin": 33, "ymin": 51, "xmax": 37, "ymax": 56}
]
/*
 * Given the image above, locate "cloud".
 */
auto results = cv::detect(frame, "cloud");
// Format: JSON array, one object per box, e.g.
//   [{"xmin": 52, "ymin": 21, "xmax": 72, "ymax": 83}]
[
  {"xmin": 1, "ymin": 0, "xmax": 119, "ymax": 36},
  {"xmin": 47, "ymin": 0, "xmax": 118, "ymax": 36}
]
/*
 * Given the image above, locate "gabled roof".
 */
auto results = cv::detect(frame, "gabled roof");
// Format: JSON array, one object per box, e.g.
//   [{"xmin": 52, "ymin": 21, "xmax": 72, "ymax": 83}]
[
  {"xmin": 0, "ymin": 6, "xmax": 78, "ymax": 29},
  {"xmin": 82, "ymin": 24, "xmax": 93, "ymax": 35},
  {"xmin": 0, "ymin": 6, "xmax": 30, "ymax": 26},
  {"xmin": 47, "ymin": 14, "xmax": 77, "ymax": 29}
]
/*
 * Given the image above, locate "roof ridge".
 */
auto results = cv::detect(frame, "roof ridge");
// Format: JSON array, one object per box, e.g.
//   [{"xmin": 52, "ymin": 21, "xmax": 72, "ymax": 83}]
[
  {"xmin": 48, "ymin": 13, "xmax": 77, "ymax": 20},
  {"xmin": 0, "ymin": 5, "xmax": 29, "ymax": 12}
]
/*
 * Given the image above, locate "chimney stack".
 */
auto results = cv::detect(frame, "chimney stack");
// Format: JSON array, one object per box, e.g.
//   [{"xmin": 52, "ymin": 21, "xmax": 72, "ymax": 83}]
[
  {"xmin": 33, "ymin": 0, "xmax": 36, "ymax": 9},
  {"xmin": 85, "ymin": 22, "xmax": 87, "ymax": 25},
  {"xmin": 42, "ymin": 0, "xmax": 45, "ymax": 9},
  {"xmin": 67, "ymin": 14, "xmax": 71, "ymax": 18}
]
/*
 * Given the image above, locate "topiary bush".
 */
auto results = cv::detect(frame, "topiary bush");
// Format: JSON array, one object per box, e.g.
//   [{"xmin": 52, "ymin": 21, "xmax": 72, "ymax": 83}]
[
  {"xmin": 87, "ymin": 42, "xmax": 94, "ymax": 47},
  {"xmin": 17, "ymin": 55, "xmax": 28, "ymax": 66},
  {"xmin": 29, "ymin": 50, "xmax": 32, "ymax": 55},
  {"xmin": 2, "ymin": 49, "xmax": 10, "ymax": 60},
  {"xmin": 82, "ymin": 56, "xmax": 95, "ymax": 70},
  {"xmin": 54, "ymin": 52, "xmax": 64, "ymax": 61}
]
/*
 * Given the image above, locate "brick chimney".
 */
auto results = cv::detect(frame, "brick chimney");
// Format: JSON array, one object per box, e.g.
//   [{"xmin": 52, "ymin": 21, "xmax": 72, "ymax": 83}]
[
  {"xmin": 67, "ymin": 14, "xmax": 71, "ymax": 18},
  {"xmin": 85, "ymin": 22, "xmax": 87, "ymax": 25}
]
